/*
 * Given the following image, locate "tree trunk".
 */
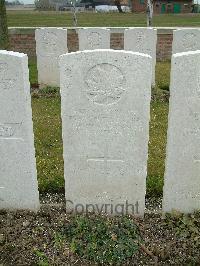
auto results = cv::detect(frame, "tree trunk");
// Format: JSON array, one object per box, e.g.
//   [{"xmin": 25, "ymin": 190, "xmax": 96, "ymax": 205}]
[
  {"xmin": 0, "ymin": 0, "xmax": 9, "ymax": 49},
  {"xmin": 115, "ymin": 0, "xmax": 123, "ymax": 13},
  {"xmin": 147, "ymin": 0, "xmax": 153, "ymax": 27},
  {"xmin": 72, "ymin": 0, "xmax": 78, "ymax": 27}
]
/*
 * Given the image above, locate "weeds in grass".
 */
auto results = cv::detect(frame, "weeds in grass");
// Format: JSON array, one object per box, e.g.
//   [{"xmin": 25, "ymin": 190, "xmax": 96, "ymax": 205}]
[
  {"xmin": 34, "ymin": 249, "xmax": 49, "ymax": 266},
  {"xmin": 146, "ymin": 176, "xmax": 164, "ymax": 197},
  {"xmin": 63, "ymin": 215, "xmax": 142, "ymax": 264},
  {"xmin": 165, "ymin": 211, "xmax": 200, "ymax": 246}
]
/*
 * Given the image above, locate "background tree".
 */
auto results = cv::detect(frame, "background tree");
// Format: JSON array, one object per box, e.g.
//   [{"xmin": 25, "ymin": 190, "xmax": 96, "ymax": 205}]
[
  {"xmin": 147, "ymin": 0, "xmax": 153, "ymax": 26},
  {"xmin": 114, "ymin": 0, "xmax": 123, "ymax": 13},
  {"xmin": 0, "ymin": 0, "xmax": 9, "ymax": 49},
  {"xmin": 35, "ymin": 0, "xmax": 52, "ymax": 10},
  {"xmin": 71, "ymin": 0, "xmax": 78, "ymax": 27}
]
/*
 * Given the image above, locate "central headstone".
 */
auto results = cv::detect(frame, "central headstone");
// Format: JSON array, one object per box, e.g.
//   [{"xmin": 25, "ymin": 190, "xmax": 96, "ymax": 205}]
[
  {"xmin": 0, "ymin": 50, "xmax": 39, "ymax": 211},
  {"xmin": 60, "ymin": 50, "xmax": 152, "ymax": 216},
  {"xmin": 35, "ymin": 28, "xmax": 68, "ymax": 87},
  {"xmin": 78, "ymin": 28, "xmax": 110, "ymax": 50}
]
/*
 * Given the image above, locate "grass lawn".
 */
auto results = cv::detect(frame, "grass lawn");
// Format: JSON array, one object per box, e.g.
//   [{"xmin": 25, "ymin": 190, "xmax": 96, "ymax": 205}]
[
  {"xmin": 7, "ymin": 11, "xmax": 200, "ymax": 27},
  {"xmin": 30, "ymin": 60, "xmax": 170, "ymax": 196}
]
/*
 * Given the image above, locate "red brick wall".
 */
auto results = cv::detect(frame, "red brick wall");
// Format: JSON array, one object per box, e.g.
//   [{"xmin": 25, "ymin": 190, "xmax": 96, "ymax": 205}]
[
  {"xmin": 9, "ymin": 33, "xmax": 36, "ymax": 57},
  {"xmin": 157, "ymin": 33, "xmax": 173, "ymax": 60},
  {"xmin": 8, "ymin": 28, "xmax": 173, "ymax": 61},
  {"xmin": 132, "ymin": 0, "xmax": 146, "ymax": 12}
]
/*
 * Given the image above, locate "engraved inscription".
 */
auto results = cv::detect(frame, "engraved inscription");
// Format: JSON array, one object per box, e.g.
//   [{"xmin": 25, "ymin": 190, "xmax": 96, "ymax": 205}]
[
  {"xmin": 136, "ymin": 32, "xmax": 145, "ymax": 48},
  {"xmin": 87, "ymin": 32, "xmax": 101, "ymax": 48},
  {"xmin": 183, "ymin": 128, "xmax": 200, "ymax": 138},
  {"xmin": 69, "ymin": 111, "xmax": 142, "ymax": 136},
  {"xmin": 64, "ymin": 67, "xmax": 73, "ymax": 88},
  {"xmin": 0, "ymin": 63, "xmax": 8, "ymax": 76},
  {"xmin": 182, "ymin": 33, "xmax": 198, "ymax": 50},
  {"xmin": 0, "ymin": 80, "xmax": 15, "ymax": 90},
  {"xmin": 0, "ymin": 124, "xmax": 14, "ymax": 137},
  {"xmin": 172, "ymin": 185, "xmax": 200, "ymax": 200},
  {"xmin": 41, "ymin": 32, "xmax": 58, "ymax": 54},
  {"xmin": 188, "ymin": 101, "xmax": 200, "ymax": 120},
  {"xmin": 85, "ymin": 63, "xmax": 126, "ymax": 105},
  {"xmin": 0, "ymin": 123, "xmax": 21, "ymax": 138}
]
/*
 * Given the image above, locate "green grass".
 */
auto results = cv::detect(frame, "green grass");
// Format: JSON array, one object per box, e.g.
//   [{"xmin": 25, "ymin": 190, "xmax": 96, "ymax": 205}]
[
  {"xmin": 7, "ymin": 11, "xmax": 200, "ymax": 27},
  {"xmin": 147, "ymin": 102, "xmax": 168, "ymax": 197},
  {"xmin": 155, "ymin": 61, "xmax": 171, "ymax": 91},
  {"xmin": 32, "ymin": 97, "xmax": 64, "ymax": 192},
  {"xmin": 29, "ymin": 58, "xmax": 38, "ymax": 85},
  {"xmin": 30, "ymin": 60, "xmax": 170, "ymax": 196}
]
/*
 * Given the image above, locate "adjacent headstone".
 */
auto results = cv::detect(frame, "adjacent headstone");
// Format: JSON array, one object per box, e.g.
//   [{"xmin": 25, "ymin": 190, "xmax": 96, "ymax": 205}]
[
  {"xmin": 60, "ymin": 50, "xmax": 152, "ymax": 216},
  {"xmin": 35, "ymin": 28, "xmax": 68, "ymax": 87},
  {"xmin": 124, "ymin": 28, "xmax": 157, "ymax": 86},
  {"xmin": 163, "ymin": 50, "xmax": 200, "ymax": 213},
  {"xmin": 78, "ymin": 28, "xmax": 110, "ymax": 50},
  {"xmin": 172, "ymin": 29, "xmax": 200, "ymax": 54},
  {"xmin": 0, "ymin": 50, "xmax": 39, "ymax": 211}
]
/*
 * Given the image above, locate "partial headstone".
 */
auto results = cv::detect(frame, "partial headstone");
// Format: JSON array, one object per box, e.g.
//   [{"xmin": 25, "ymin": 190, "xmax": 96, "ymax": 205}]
[
  {"xmin": 0, "ymin": 50, "xmax": 39, "ymax": 211},
  {"xmin": 60, "ymin": 50, "xmax": 152, "ymax": 216},
  {"xmin": 78, "ymin": 28, "xmax": 110, "ymax": 50},
  {"xmin": 163, "ymin": 50, "xmax": 200, "ymax": 213},
  {"xmin": 172, "ymin": 29, "xmax": 200, "ymax": 54},
  {"xmin": 35, "ymin": 28, "xmax": 68, "ymax": 87},
  {"xmin": 124, "ymin": 28, "xmax": 157, "ymax": 86}
]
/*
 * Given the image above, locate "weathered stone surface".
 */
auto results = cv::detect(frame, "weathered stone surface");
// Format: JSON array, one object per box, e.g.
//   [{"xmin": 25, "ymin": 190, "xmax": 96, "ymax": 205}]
[
  {"xmin": 60, "ymin": 50, "xmax": 152, "ymax": 216},
  {"xmin": 78, "ymin": 28, "xmax": 110, "ymax": 50},
  {"xmin": 163, "ymin": 50, "xmax": 200, "ymax": 213},
  {"xmin": 172, "ymin": 29, "xmax": 200, "ymax": 54},
  {"xmin": 35, "ymin": 28, "xmax": 68, "ymax": 87},
  {"xmin": 124, "ymin": 28, "xmax": 157, "ymax": 86},
  {"xmin": 0, "ymin": 50, "xmax": 39, "ymax": 211}
]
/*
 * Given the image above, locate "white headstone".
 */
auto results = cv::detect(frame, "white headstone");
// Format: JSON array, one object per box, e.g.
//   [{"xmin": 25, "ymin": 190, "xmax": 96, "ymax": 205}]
[
  {"xmin": 124, "ymin": 28, "xmax": 157, "ymax": 86},
  {"xmin": 78, "ymin": 28, "xmax": 110, "ymax": 50},
  {"xmin": 172, "ymin": 29, "xmax": 200, "ymax": 54},
  {"xmin": 163, "ymin": 50, "xmax": 200, "ymax": 213},
  {"xmin": 60, "ymin": 50, "xmax": 152, "ymax": 216},
  {"xmin": 35, "ymin": 28, "xmax": 68, "ymax": 87},
  {"xmin": 0, "ymin": 50, "xmax": 39, "ymax": 211}
]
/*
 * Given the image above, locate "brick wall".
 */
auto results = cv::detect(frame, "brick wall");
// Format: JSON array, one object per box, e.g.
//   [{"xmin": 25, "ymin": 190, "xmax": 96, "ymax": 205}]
[
  {"xmin": 157, "ymin": 32, "xmax": 173, "ymax": 60},
  {"xmin": 8, "ymin": 27, "xmax": 176, "ymax": 61}
]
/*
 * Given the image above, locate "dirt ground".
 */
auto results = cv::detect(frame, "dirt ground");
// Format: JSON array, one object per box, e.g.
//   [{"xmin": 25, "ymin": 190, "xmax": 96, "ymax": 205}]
[{"xmin": 0, "ymin": 195, "xmax": 200, "ymax": 266}]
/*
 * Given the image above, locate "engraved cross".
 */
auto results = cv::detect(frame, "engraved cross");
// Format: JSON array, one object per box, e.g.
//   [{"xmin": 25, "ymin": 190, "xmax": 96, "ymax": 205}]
[
  {"xmin": 87, "ymin": 146, "xmax": 124, "ymax": 175},
  {"xmin": 87, "ymin": 128, "xmax": 124, "ymax": 175}
]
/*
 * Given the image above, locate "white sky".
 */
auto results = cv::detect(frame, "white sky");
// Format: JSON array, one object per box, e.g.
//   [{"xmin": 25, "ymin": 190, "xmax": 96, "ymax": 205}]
[
  {"xmin": 8, "ymin": 0, "xmax": 34, "ymax": 3},
  {"xmin": 23, "ymin": 0, "xmax": 34, "ymax": 3},
  {"xmin": 8, "ymin": 0, "xmax": 200, "ymax": 4}
]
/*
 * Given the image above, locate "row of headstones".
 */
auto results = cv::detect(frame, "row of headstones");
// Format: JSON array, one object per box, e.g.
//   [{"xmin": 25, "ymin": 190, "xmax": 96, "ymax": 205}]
[
  {"xmin": 35, "ymin": 27, "xmax": 156, "ymax": 87},
  {"xmin": 35, "ymin": 27, "xmax": 200, "ymax": 88},
  {"xmin": 0, "ymin": 48, "xmax": 200, "ymax": 215}
]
